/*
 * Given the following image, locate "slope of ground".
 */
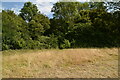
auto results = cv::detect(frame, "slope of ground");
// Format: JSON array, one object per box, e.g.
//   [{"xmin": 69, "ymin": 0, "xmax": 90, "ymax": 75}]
[{"xmin": 2, "ymin": 48, "xmax": 118, "ymax": 78}]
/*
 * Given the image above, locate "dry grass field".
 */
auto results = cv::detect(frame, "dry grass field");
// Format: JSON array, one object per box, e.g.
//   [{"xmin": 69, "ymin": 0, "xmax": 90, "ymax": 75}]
[{"xmin": 2, "ymin": 48, "xmax": 118, "ymax": 78}]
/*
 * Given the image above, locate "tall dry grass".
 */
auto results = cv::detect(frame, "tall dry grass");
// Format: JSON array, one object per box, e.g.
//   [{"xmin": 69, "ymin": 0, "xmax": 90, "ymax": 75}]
[{"xmin": 2, "ymin": 48, "xmax": 118, "ymax": 78}]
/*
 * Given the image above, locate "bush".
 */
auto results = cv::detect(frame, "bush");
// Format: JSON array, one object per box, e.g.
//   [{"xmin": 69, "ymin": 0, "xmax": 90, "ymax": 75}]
[
  {"xmin": 2, "ymin": 44, "xmax": 9, "ymax": 50},
  {"xmin": 60, "ymin": 39, "xmax": 71, "ymax": 49},
  {"xmin": 38, "ymin": 35, "xmax": 58, "ymax": 49}
]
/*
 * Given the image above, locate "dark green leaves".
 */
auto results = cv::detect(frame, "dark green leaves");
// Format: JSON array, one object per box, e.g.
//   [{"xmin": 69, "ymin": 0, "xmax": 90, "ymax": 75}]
[
  {"xmin": 19, "ymin": 2, "xmax": 39, "ymax": 22},
  {"xmin": 2, "ymin": 1, "xmax": 120, "ymax": 50}
]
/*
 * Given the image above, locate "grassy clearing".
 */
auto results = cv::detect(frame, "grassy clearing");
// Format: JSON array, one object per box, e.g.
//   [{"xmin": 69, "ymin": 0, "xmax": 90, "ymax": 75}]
[{"xmin": 2, "ymin": 48, "xmax": 118, "ymax": 78}]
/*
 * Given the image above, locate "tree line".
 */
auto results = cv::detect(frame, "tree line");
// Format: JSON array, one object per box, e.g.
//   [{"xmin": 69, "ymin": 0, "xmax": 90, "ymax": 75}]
[{"xmin": 2, "ymin": 1, "xmax": 120, "ymax": 50}]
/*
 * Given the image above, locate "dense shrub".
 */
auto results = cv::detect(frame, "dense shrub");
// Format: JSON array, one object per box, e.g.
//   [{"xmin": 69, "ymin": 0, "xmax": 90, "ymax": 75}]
[{"xmin": 60, "ymin": 39, "xmax": 71, "ymax": 49}]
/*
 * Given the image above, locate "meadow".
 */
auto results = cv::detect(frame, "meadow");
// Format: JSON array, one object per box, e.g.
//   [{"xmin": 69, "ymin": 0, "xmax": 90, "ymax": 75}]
[
  {"xmin": 2, "ymin": 1, "xmax": 120, "ymax": 79},
  {"xmin": 2, "ymin": 48, "xmax": 118, "ymax": 78}
]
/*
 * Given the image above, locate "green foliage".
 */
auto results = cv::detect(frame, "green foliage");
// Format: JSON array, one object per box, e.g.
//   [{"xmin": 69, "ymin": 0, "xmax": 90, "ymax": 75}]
[
  {"xmin": 2, "ymin": 1, "xmax": 120, "ymax": 51},
  {"xmin": 28, "ymin": 14, "xmax": 50, "ymax": 40},
  {"xmin": 24, "ymin": 36, "xmax": 58, "ymax": 49},
  {"xmin": 51, "ymin": 2, "xmax": 90, "ymax": 34},
  {"xmin": 60, "ymin": 39, "xmax": 71, "ymax": 49},
  {"xmin": 19, "ymin": 2, "xmax": 39, "ymax": 22},
  {"xmin": 2, "ymin": 8, "xmax": 52, "ymax": 50},
  {"xmin": 51, "ymin": 2, "xmax": 120, "ymax": 48},
  {"xmin": 2, "ymin": 10, "xmax": 27, "ymax": 50},
  {"xmin": 89, "ymin": 2, "xmax": 106, "ymax": 10}
]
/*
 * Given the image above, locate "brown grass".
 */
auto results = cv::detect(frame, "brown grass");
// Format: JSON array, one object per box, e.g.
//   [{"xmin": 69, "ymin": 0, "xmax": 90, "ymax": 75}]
[{"xmin": 2, "ymin": 48, "xmax": 118, "ymax": 78}]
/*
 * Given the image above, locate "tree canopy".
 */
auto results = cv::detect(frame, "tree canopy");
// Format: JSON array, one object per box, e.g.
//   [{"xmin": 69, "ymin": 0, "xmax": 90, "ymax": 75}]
[
  {"xmin": 19, "ymin": 2, "xmax": 39, "ymax": 22},
  {"xmin": 2, "ymin": 1, "xmax": 120, "ymax": 50}
]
